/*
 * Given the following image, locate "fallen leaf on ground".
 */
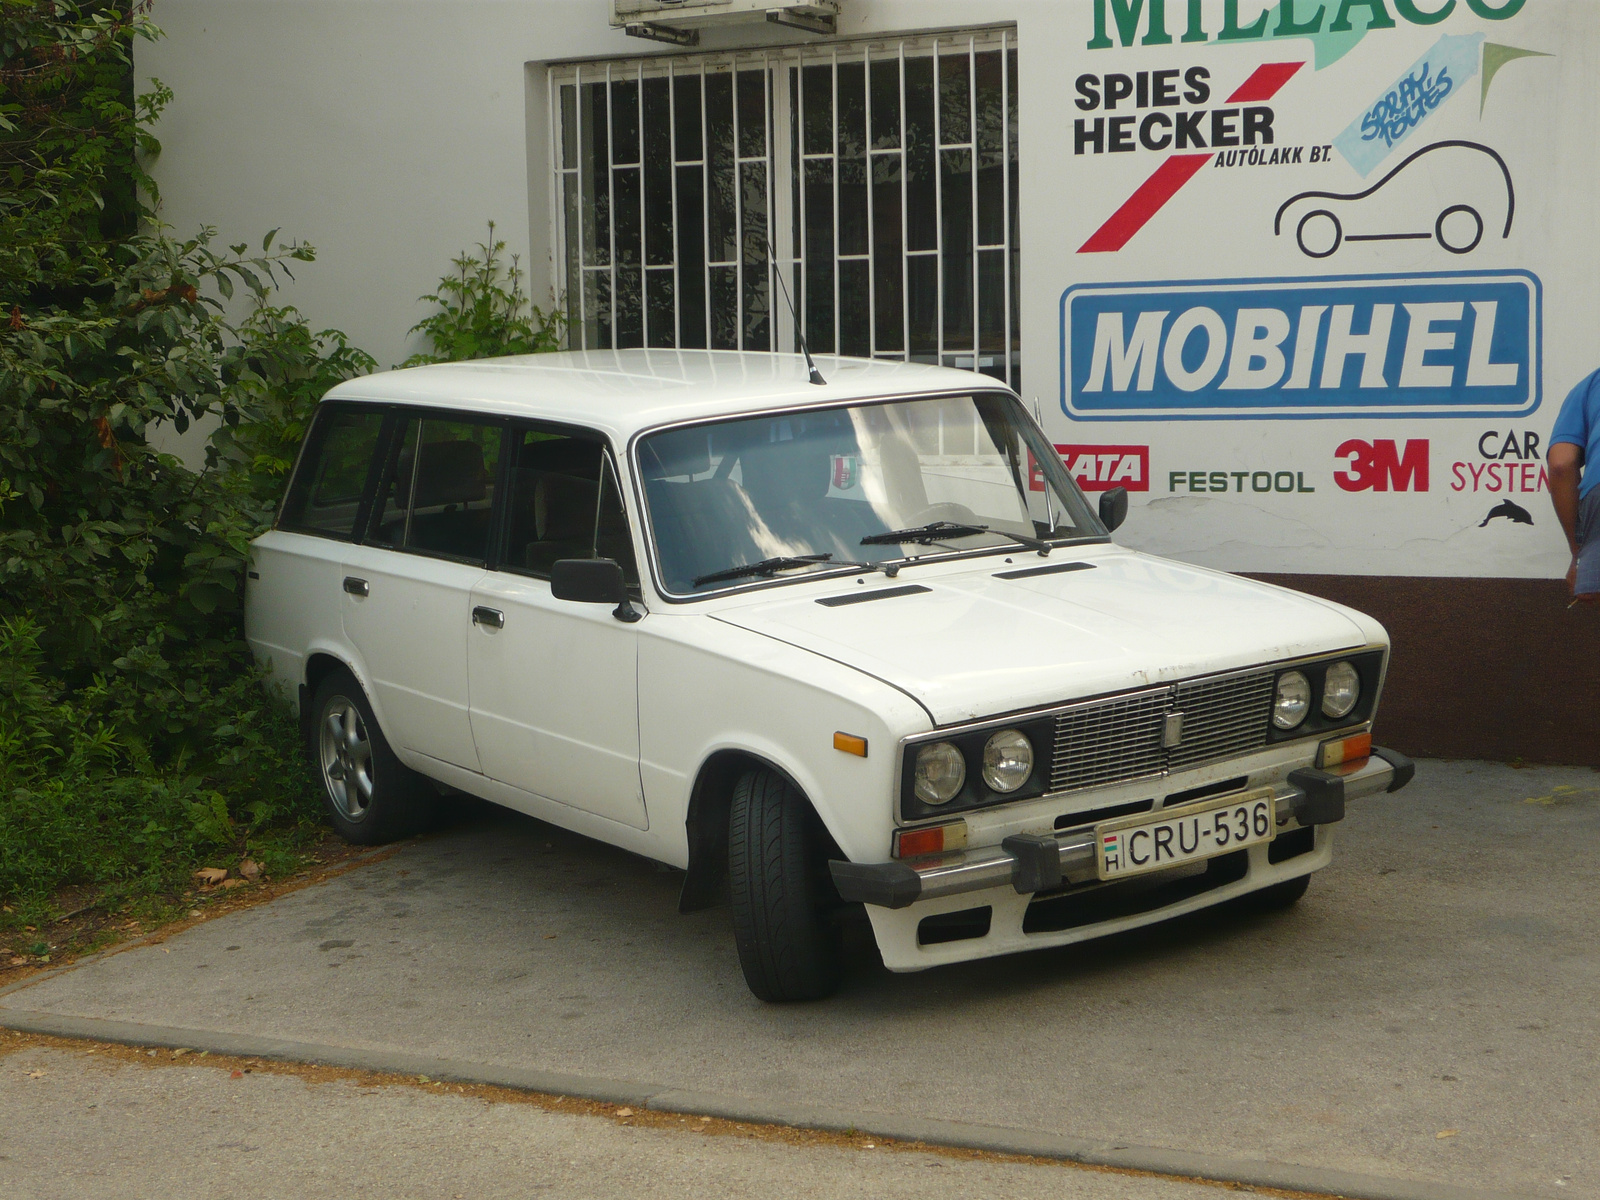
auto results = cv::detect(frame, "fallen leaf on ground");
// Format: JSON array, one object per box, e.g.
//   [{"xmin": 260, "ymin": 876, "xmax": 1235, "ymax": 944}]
[
  {"xmin": 193, "ymin": 867, "xmax": 228, "ymax": 885},
  {"xmin": 220, "ymin": 878, "xmax": 245, "ymax": 890},
  {"xmin": 1437, "ymin": 1129, "xmax": 1459, "ymax": 1139},
  {"xmin": 543, "ymin": 934, "xmax": 557, "ymax": 940},
  {"xmin": 8, "ymin": 957, "xmax": 25, "ymax": 966},
  {"xmin": 615, "ymin": 1108, "xmax": 634, "ymax": 1117},
  {"xmin": 230, "ymin": 1070, "xmax": 243, "ymax": 1078},
  {"xmin": 27, "ymin": 1070, "xmax": 45, "ymax": 1079},
  {"xmin": 238, "ymin": 859, "xmax": 262, "ymax": 881}
]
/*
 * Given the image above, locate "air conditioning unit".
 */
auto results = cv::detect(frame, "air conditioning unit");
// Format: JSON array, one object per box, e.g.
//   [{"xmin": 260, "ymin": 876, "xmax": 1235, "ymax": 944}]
[{"xmin": 612, "ymin": 0, "xmax": 840, "ymax": 46}]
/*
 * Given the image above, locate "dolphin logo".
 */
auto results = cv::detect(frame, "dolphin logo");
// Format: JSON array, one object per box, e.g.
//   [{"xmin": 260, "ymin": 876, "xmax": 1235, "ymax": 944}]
[{"xmin": 1479, "ymin": 499, "xmax": 1534, "ymax": 527}]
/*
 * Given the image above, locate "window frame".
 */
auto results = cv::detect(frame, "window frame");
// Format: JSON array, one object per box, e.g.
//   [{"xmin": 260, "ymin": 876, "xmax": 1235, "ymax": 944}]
[
  {"xmin": 355, "ymin": 405, "xmax": 514, "ymax": 570},
  {"xmin": 496, "ymin": 417, "xmax": 643, "ymax": 591},
  {"xmin": 627, "ymin": 389, "xmax": 1110, "ymax": 605},
  {"xmin": 274, "ymin": 400, "xmax": 390, "ymax": 543}
]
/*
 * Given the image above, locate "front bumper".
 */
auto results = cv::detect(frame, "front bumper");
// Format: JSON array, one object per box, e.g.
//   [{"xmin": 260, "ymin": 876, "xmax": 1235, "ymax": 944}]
[{"xmin": 830, "ymin": 746, "xmax": 1414, "ymax": 910}]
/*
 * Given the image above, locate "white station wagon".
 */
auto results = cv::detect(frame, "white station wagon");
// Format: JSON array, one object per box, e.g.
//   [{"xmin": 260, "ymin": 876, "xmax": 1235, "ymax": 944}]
[{"xmin": 246, "ymin": 349, "xmax": 1413, "ymax": 1001}]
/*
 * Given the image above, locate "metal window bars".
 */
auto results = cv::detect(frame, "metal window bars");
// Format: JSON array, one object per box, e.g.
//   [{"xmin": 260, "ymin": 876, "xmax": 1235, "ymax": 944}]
[{"xmin": 548, "ymin": 29, "xmax": 1019, "ymax": 390}]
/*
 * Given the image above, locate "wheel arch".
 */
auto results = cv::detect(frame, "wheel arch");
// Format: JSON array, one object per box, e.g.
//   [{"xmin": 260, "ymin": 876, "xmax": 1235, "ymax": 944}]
[
  {"xmin": 301, "ymin": 650, "xmax": 365, "ymax": 752},
  {"xmin": 678, "ymin": 748, "xmax": 824, "ymax": 914}
]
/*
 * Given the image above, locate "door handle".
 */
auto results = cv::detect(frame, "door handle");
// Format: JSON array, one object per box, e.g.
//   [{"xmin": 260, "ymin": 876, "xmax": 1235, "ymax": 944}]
[
  {"xmin": 472, "ymin": 606, "xmax": 505, "ymax": 629},
  {"xmin": 343, "ymin": 576, "xmax": 369, "ymax": 597}
]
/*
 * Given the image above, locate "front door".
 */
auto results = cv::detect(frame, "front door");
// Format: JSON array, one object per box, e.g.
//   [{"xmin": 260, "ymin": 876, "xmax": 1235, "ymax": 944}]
[
  {"xmin": 467, "ymin": 424, "xmax": 647, "ymax": 830},
  {"xmin": 342, "ymin": 411, "xmax": 503, "ymax": 771}
]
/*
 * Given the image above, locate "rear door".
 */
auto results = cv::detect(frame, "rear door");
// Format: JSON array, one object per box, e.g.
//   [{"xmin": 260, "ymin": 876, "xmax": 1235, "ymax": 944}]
[
  {"xmin": 466, "ymin": 422, "xmax": 647, "ymax": 829},
  {"xmin": 341, "ymin": 410, "xmax": 504, "ymax": 772}
]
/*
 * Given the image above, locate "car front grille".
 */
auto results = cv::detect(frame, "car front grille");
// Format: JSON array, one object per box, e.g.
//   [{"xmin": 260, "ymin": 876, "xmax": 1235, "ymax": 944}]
[{"xmin": 1048, "ymin": 670, "xmax": 1275, "ymax": 794}]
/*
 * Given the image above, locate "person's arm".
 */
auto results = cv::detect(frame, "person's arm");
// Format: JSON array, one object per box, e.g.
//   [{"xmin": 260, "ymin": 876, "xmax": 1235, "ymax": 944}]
[{"xmin": 1548, "ymin": 441, "xmax": 1587, "ymax": 598}]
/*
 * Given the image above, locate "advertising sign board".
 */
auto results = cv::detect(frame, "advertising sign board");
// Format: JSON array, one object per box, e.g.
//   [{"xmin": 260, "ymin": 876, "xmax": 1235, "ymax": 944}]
[{"xmin": 1041, "ymin": 0, "xmax": 1574, "ymax": 580}]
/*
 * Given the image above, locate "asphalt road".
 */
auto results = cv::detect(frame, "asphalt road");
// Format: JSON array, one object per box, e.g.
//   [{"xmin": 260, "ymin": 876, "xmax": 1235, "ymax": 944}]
[
  {"xmin": 2, "ymin": 760, "xmax": 1596, "ymax": 1198},
  {"xmin": 0, "ymin": 1042, "xmax": 1225, "ymax": 1200}
]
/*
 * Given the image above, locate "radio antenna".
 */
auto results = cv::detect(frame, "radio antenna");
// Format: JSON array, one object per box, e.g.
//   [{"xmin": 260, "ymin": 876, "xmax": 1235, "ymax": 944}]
[{"xmin": 766, "ymin": 239, "xmax": 826, "ymax": 386}]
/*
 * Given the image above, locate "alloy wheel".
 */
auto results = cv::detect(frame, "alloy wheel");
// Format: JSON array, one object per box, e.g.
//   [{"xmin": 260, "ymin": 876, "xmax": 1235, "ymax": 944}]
[{"xmin": 319, "ymin": 697, "xmax": 374, "ymax": 821}]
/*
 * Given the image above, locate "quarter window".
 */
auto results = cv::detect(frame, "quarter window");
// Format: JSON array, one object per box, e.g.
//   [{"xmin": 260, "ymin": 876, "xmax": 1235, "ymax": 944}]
[
  {"xmin": 278, "ymin": 405, "xmax": 385, "ymax": 539},
  {"xmin": 503, "ymin": 425, "xmax": 639, "ymax": 585},
  {"xmin": 369, "ymin": 415, "xmax": 504, "ymax": 564}
]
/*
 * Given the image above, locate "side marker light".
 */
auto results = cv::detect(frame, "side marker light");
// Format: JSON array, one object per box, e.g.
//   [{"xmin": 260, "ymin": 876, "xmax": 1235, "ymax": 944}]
[{"xmin": 833, "ymin": 732, "xmax": 868, "ymax": 757}]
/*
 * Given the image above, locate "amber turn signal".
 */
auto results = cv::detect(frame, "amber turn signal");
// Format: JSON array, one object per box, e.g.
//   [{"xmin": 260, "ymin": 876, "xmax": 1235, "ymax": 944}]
[
  {"xmin": 833, "ymin": 732, "xmax": 868, "ymax": 757},
  {"xmin": 893, "ymin": 820, "xmax": 968, "ymax": 859},
  {"xmin": 1317, "ymin": 731, "xmax": 1372, "ymax": 769}
]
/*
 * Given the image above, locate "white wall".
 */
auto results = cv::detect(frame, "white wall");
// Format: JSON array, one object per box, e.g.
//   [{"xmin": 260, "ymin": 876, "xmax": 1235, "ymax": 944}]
[{"xmin": 137, "ymin": 0, "xmax": 1027, "ymax": 368}]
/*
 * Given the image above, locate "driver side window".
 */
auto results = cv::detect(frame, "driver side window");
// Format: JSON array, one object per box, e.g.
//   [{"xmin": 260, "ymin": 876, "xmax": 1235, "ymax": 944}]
[{"xmin": 502, "ymin": 424, "xmax": 639, "ymax": 586}]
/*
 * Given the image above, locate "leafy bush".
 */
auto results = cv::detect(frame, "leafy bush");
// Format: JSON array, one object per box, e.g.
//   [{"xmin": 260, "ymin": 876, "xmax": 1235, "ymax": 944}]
[
  {"xmin": 0, "ymin": 2, "xmax": 371, "ymax": 927},
  {"xmin": 0, "ymin": 8, "xmax": 564, "ymax": 936},
  {"xmin": 400, "ymin": 222, "xmax": 565, "ymax": 366}
]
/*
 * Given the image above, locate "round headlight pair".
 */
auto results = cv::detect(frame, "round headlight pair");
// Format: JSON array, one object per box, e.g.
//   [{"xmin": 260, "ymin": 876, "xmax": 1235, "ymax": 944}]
[
  {"xmin": 1272, "ymin": 661, "xmax": 1361, "ymax": 730},
  {"xmin": 913, "ymin": 730, "xmax": 1034, "ymax": 805}
]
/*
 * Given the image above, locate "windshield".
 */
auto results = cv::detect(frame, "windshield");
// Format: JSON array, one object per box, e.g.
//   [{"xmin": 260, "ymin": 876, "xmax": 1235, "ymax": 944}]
[{"xmin": 636, "ymin": 392, "xmax": 1105, "ymax": 595}]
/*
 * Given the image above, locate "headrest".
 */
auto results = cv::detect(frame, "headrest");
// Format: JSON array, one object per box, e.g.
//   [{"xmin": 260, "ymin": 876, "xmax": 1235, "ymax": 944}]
[{"xmin": 535, "ymin": 473, "xmax": 599, "ymax": 542}]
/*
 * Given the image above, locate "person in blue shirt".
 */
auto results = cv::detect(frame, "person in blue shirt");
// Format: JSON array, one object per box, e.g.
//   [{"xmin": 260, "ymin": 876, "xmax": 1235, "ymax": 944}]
[{"xmin": 1549, "ymin": 368, "xmax": 1600, "ymax": 604}]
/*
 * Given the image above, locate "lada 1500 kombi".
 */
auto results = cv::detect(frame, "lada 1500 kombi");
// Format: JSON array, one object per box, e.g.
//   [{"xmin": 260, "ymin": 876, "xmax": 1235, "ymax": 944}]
[{"xmin": 246, "ymin": 350, "xmax": 1413, "ymax": 1001}]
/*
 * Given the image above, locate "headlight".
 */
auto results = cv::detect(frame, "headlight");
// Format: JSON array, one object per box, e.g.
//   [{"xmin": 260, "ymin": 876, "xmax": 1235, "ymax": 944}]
[
  {"xmin": 913, "ymin": 742, "xmax": 966, "ymax": 805},
  {"xmin": 1273, "ymin": 670, "xmax": 1311, "ymax": 730},
  {"xmin": 982, "ymin": 729, "xmax": 1034, "ymax": 793},
  {"xmin": 1321, "ymin": 660, "xmax": 1361, "ymax": 719}
]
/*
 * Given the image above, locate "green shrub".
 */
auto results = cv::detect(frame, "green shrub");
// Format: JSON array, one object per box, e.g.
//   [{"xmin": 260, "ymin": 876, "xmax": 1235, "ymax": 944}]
[
  {"xmin": 400, "ymin": 221, "xmax": 565, "ymax": 366},
  {"xmin": 0, "ymin": 2, "xmax": 368, "ymax": 927}
]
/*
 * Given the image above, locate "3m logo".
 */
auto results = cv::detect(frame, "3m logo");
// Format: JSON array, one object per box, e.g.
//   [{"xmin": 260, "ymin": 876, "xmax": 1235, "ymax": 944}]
[
  {"xmin": 1061, "ymin": 271, "xmax": 1541, "ymax": 421},
  {"xmin": 1058, "ymin": 444, "xmax": 1150, "ymax": 492},
  {"xmin": 1334, "ymin": 439, "xmax": 1429, "ymax": 493}
]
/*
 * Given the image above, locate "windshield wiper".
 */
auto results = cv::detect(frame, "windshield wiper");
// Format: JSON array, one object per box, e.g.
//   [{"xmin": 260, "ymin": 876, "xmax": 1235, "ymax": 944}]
[
  {"xmin": 860, "ymin": 521, "xmax": 1053, "ymax": 556},
  {"xmin": 693, "ymin": 553, "xmax": 900, "ymax": 588}
]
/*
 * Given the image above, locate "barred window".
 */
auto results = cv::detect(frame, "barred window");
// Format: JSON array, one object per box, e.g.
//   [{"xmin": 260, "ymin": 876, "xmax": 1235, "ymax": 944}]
[{"xmin": 549, "ymin": 29, "xmax": 1020, "ymax": 390}]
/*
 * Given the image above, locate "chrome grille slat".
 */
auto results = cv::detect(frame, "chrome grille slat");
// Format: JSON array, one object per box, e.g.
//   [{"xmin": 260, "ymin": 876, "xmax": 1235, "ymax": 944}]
[{"xmin": 1047, "ymin": 671, "xmax": 1276, "ymax": 793}]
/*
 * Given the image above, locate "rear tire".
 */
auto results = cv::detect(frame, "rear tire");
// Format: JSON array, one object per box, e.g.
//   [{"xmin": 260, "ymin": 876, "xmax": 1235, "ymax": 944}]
[
  {"xmin": 1243, "ymin": 872, "xmax": 1312, "ymax": 913},
  {"xmin": 309, "ymin": 668, "xmax": 437, "ymax": 845},
  {"xmin": 728, "ymin": 767, "xmax": 844, "ymax": 1002}
]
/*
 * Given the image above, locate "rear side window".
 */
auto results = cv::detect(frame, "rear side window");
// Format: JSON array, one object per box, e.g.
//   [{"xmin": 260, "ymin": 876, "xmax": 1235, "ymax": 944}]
[
  {"xmin": 368, "ymin": 414, "xmax": 504, "ymax": 564},
  {"xmin": 278, "ymin": 406, "xmax": 385, "ymax": 539},
  {"xmin": 503, "ymin": 425, "xmax": 639, "ymax": 585}
]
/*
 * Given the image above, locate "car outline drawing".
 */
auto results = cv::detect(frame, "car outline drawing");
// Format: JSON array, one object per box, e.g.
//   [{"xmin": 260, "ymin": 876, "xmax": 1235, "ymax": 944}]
[{"xmin": 1274, "ymin": 140, "xmax": 1515, "ymax": 259}]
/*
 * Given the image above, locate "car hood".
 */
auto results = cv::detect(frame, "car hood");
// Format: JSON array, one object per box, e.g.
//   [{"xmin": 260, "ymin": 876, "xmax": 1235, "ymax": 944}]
[{"xmin": 709, "ymin": 550, "xmax": 1372, "ymax": 725}]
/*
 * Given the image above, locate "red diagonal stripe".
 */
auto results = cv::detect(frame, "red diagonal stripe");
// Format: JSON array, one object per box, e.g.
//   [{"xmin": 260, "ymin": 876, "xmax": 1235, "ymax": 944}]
[
  {"xmin": 1227, "ymin": 61, "xmax": 1303, "ymax": 103},
  {"xmin": 1078, "ymin": 60, "xmax": 1304, "ymax": 253},
  {"xmin": 1078, "ymin": 155, "xmax": 1211, "ymax": 253}
]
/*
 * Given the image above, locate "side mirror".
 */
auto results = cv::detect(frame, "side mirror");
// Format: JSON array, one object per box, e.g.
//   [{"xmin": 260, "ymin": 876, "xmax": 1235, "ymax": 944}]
[
  {"xmin": 550, "ymin": 558, "xmax": 643, "ymax": 623},
  {"xmin": 1099, "ymin": 486, "xmax": 1129, "ymax": 533}
]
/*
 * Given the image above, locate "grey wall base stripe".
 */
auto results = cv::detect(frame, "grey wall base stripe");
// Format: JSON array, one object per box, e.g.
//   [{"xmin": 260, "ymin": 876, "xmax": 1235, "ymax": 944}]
[{"xmin": 0, "ymin": 1007, "xmax": 1532, "ymax": 1200}]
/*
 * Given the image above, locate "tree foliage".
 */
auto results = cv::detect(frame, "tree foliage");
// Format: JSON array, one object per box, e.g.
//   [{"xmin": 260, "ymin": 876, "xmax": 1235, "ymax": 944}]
[{"xmin": 0, "ymin": 2, "xmax": 372, "ymax": 924}]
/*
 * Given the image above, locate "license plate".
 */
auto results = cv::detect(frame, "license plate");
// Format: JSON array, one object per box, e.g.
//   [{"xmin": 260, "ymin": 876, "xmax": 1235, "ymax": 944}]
[{"xmin": 1095, "ymin": 788, "xmax": 1276, "ymax": 881}]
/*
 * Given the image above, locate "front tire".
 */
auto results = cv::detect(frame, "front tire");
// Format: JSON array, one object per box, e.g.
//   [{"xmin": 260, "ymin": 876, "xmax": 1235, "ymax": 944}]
[
  {"xmin": 728, "ymin": 768, "xmax": 843, "ymax": 1002},
  {"xmin": 310, "ymin": 668, "xmax": 437, "ymax": 845}
]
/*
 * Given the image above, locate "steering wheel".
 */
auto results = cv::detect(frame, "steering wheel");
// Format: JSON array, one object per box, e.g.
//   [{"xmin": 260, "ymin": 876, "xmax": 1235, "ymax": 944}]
[{"xmin": 909, "ymin": 502, "xmax": 980, "ymax": 526}]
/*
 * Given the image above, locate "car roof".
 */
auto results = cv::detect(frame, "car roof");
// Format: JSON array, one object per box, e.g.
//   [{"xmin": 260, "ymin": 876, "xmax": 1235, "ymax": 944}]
[{"xmin": 322, "ymin": 349, "xmax": 1003, "ymax": 441}]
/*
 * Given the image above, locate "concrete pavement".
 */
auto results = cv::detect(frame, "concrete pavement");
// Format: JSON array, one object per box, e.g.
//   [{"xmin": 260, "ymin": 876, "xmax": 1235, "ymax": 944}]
[{"xmin": 2, "ymin": 760, "xmax": 1596, "ymax": 1198}]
